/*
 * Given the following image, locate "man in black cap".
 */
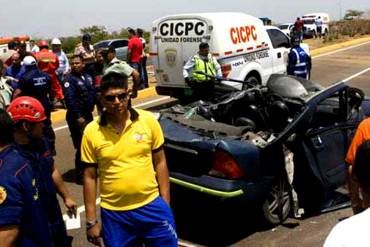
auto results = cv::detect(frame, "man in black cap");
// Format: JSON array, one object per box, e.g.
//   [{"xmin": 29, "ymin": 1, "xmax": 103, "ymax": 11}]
[
  {"xmin": 74, "ymin": 34, "xmax": 96, "ymax": 76},
  {"xmin": 183, "ymin": 42, "xmax": 222, "ymax": 100}
]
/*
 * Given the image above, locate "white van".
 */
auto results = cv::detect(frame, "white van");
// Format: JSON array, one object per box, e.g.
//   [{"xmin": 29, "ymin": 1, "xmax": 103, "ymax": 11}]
[
  {"xmin": 150, "ymin": 12, "xmax": 292, "ymax": 97},
  {"xmin": 302, "ymin": 13, "xmax": 330, "ymax": 37}
]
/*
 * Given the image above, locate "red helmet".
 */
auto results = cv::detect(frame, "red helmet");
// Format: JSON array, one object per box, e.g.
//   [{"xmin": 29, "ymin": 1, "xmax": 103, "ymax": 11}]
[
  {"xmin": 38, "ymin": 40, "xmax": 49, "ymax": 47},
  {"xmin": 7, "ymin": 97, "xmax": 46, "ymax": 123}
]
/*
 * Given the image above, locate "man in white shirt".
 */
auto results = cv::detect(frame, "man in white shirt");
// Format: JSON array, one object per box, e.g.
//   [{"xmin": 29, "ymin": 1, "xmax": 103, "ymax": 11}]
[
  {"xmin": 324, "ymin": 140, "xmax": 370, "ymax": 247},
  {"xmin": 51, "ymin": 38, "xmax": 70, "ymax": 83}
]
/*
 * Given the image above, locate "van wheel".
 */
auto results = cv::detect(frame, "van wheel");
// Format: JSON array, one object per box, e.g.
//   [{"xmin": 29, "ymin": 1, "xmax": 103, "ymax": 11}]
[
  {"xmin": 261, "ymin": 176, "xmax": 291, "ymax": 226},
  {"xmin": 243, "ymin": 76, "xmax": 259, "ymax": 89}
]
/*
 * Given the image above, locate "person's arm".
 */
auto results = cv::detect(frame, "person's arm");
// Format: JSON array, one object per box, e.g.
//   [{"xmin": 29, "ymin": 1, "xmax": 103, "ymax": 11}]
[
  {"xmin": 83, "ymin": 165, "xmax": 102, "ymax": 246},
  {"xmin": 183, "ymin": 56, "xmax": 195, "ymax": 79},
  {"xmin": 63, "ymin": 53, "xmax": 71, "ymax": 74},
  {"xmin": 12, "ymin": 88, "xmax": 22, "ymax": 99},
  {"xmin": 0, "ymin": 226, "xmax": 19, "ymax": 247},
  {"xmin": 131, "ymin": 69, "xmax": 141, "ymax": 97},
  {"xmin": 213, "ymin": 57, "xmax": 222, "ymax": 78},
  {"xmin": 51, "ymin": 164, "xmax": 77, "ymax": 216},
  {"xmin": 127, "ymin": 40, "xmax": 133, "ymax": 62},
  {"xmin": 152, "ymin": 148, "xmax": 170, "ymax": 205}
]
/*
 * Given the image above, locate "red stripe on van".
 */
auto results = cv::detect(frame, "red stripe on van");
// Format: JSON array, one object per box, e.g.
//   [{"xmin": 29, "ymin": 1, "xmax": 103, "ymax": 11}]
[
  {"xmin": 256, "ymin": 45, "xmax": 262, "ymax": 49},
  {"xmin": 149, "ymin": 52, "xmax": 158, "ymax": 56},
  {"xmin": 212, "ymin": 53, "xmax": 220, "ymax": 57},
  {"xmin": 224, "ymin": 51, "xmax": 232, "ymax": 56},
  {"xmin": 236, "ymin": 49, "xmax": 243, "ymax": 53},
  {"xmin": 247, "ymin": 47, "xmax": 253, "ymax": 51}
]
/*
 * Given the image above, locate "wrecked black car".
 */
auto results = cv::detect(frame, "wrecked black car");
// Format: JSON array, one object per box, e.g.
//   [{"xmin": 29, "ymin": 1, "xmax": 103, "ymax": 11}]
[{"xmin": 158, "ymin": 75, "xmax": 369, "ymax": 225}]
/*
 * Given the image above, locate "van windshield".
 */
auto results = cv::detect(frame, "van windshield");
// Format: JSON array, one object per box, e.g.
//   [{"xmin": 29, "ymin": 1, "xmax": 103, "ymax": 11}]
[
  {"xmin": 278, "ymin": 25, "xmax": 289, "ymax": 29},
  {"xmin": 303, "ymin": 19, "xmax": 315, "ymax": 24}
]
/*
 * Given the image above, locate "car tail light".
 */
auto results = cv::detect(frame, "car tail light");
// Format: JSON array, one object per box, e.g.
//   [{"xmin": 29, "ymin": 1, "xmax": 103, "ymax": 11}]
[
  {"xmin": 221, "ymin": 64, "xmax": 232, "ymax": 78},
  {"xmin": 209, "ymin": 149, "xmax": 245, "ymax": 179}
]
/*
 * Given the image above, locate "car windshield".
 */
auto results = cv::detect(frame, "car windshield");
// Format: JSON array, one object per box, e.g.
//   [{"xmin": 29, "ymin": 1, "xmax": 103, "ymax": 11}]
[
  {"xmin": 279, "ymin": 25, "xmax": 289, "ymax": 29},
  {"xmin": 303, "ymin": 19, "xmax": 315, "ymax": 24},
  {"xmin": 94, "ymin": 41, "xmax": 110, "ymax": 49}
]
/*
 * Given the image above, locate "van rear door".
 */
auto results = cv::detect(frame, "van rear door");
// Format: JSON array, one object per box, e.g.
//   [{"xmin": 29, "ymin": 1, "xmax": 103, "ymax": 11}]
[{"xmin": 154, "ymin": 18, "xmax": 208, "ymax": 87}]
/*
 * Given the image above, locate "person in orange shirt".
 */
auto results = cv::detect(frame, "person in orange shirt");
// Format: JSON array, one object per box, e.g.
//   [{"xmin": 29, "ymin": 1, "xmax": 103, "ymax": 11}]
[
  {"xmin": 35, "ymin": 40, "xmax": 64, "ymax": 108},
  {"xmin": 345, "ymin": 117, "xmax": 370, "ymax": 214}
]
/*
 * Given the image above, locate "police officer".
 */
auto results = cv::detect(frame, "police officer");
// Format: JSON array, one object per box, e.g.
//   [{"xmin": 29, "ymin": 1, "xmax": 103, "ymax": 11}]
[
  {"xmin": 287, "ymin": 35, "xmax": 312, "ymax": 79},
  {"xmin": 13, "ymin": 56, "xmax": 57, "ymax": 155},
  {"xmin": 0, "ymin": 109, "xmax": 53, "ymax": 246},
  {"xmin": 8, "ymin": 96, "xmax": 77, "ymax": 247},
  {"xmin": 63, "ymin": 55, "xmax": 96, "ymax": 182},
  {"xmin": 183, "ymin": 42, "xmax": 222, "ymax": 100},
  {"xmin": 102, "ymin": 45, "xmax": 140, "ymax": 98}
]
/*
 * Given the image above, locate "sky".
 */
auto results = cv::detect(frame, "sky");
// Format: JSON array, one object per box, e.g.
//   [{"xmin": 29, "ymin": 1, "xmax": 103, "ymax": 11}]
[{"xmin": 0, "ymin": 0, "xmax": 369, "ymax": 38}]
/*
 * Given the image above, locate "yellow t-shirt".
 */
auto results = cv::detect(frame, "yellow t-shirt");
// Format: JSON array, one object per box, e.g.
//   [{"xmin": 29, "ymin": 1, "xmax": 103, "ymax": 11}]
[{"xmin": 81, "ymin": 108, "xmax": 164, "ymax": 211}]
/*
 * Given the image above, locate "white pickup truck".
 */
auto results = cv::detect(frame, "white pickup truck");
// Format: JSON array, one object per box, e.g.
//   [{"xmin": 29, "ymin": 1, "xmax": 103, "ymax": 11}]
[{"xmin": 150, "ymin": 12, "xmax": 300, "ymax": 98}]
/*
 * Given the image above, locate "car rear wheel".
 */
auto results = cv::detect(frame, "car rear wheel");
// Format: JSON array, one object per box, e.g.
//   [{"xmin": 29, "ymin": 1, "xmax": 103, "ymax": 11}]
[
  {"xmin": 262, "ymin": 177, "xmax": 291, "ymax": 225},
  {"xmin": 243, "ymin": 75, "xmax": 259, "ymax": 89}
]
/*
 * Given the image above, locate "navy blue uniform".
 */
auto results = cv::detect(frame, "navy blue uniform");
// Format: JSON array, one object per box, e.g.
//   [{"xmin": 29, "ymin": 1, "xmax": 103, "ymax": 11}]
[
  {"xmin": 287, "ymin": 46, "xmax": 310, "ymax": 79},
  {"xmin": 17, "ymin": 139, "xmax": 69, "ymax": 247},
  {"xmin": 62, "ymin": 72, "xmax": 95, "ymax": 174},
  {"xmin": 0, "ymin": 145, "xmax": 53, "ymax": 247},
  {"xmin": 18, "ymin": 67, "xmax": 56, "ymax": 154}
]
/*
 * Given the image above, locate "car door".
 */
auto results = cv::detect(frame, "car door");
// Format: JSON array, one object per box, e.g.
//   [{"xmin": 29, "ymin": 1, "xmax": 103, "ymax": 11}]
[
  {"xmin": 110, "ymin": 40, "xmax": 129, "ymax": 61},
  {"xmin": 301, "ymin": 88, "xmax": 357, "ymax": 189},
  {"xmin": 266, "ymin": 29, "xmax": 290, "ymax": 74}
]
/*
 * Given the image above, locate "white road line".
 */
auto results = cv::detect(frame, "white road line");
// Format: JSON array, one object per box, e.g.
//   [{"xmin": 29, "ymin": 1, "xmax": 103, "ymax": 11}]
[
  {"xmin": 312, "ymin": 41, "xmax": 370, "ymax": 59},
  {"xmin": 342, "ymin": 67, "xmax": 370, "ymax": 82},
  {"xmin": 53, "ymin": 96, "xmax": 171, "ymax": 132}
]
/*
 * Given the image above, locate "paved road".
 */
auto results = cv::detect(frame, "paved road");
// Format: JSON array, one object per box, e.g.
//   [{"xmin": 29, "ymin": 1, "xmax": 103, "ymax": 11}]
[{"xmin": 53, "ymin": 41, "xmax": 370, "ymax": 246}]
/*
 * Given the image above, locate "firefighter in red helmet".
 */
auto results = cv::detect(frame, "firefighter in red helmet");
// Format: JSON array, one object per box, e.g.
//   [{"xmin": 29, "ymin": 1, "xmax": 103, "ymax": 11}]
[{"xmin": 8, "ymin": 96, "xmax": 77, "ymax": 247}]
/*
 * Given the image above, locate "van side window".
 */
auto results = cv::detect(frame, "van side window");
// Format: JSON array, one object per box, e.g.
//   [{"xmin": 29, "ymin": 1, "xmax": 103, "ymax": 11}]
[
  {"xmin": 267, "ymin": 29, "xmax": 290, "ymax": 49},
  {"xmin": 111, "ymin": 40, "xmax": 128, "ymax": 48}
]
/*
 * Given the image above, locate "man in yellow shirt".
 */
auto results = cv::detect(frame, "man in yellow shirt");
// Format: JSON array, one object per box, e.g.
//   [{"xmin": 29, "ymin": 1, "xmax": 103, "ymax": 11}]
[{"xmin": 81, "ymin": 66, "xmax": 177, "ymax": 247}]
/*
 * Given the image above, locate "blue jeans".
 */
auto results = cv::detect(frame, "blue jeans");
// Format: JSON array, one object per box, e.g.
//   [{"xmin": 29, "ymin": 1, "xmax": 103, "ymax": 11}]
[
  {"xmin": 130, "ymin": 62, "xmax": 148, "ymax": 89},
  {"xmin": 101, "ymin": 196, "xmax": 177, "ymax": 247}
]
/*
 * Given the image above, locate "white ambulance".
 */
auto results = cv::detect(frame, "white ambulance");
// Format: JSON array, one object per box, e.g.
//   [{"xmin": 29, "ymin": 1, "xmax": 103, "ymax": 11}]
[
  {"xmin": 302, "ymin": 13, "xmax": 330, "ymax": 37},
  {"xmin": 150, "ymin": 12, "xmax": 293, "ymax": 97}
]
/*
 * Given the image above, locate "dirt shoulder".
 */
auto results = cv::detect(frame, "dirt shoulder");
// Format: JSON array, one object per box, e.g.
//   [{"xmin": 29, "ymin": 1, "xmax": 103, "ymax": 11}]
[{"xmin": 304, "ymin": 34, "xmax": 370, "ymax": 51}]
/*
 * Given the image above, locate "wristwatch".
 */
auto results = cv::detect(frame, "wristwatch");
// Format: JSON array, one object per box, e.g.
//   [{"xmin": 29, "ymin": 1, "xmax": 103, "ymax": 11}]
[{"xmin": 86, "ymin": 219, "xmax": 98, "ymax": 230}]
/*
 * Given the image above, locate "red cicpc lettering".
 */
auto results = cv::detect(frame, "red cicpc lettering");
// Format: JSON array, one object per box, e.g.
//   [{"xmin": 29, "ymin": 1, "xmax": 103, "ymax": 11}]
[{"xmin": 230, "ymin": 25, "xmax": 257, "ymax": 44}]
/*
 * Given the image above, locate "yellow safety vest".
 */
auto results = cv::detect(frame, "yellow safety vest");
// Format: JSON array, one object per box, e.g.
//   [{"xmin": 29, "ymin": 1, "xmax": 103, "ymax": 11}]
[{"xmin": 192, "ymin": 54, "xmax": 216, "ymax": 82}]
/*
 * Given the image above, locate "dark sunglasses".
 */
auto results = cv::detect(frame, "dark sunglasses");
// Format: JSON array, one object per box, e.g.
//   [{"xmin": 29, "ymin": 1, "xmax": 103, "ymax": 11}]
[{"xmin": 104, "ymin": 92, "xmax": 128, "ymax": 102}]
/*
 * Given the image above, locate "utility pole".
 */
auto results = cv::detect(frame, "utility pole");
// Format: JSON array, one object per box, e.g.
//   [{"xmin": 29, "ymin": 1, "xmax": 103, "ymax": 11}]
[{"xmin": 339, "ymin": 0, "xmax": 342, "ymax": 20}]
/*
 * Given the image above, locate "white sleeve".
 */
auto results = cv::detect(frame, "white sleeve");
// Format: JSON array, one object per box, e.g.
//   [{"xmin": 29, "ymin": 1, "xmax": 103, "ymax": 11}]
[
  {"xmin": 213, "ymin": 57, "xmax": 222, "ymax": 77},
  {"xmin": 323, "ymin": 223, "xmax": 346, "ymax": 247},
  {"xmin": 63, "ymin": 52, "xmax": 70, "ymax": 72},
  {"xmin": 183, "ymin": 57, "xmax": 195, "ymax": 79}
]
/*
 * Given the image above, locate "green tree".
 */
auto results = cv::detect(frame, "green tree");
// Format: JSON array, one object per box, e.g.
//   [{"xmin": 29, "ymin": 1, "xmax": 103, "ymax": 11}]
[{"xmin": 344, "ymin": 9, "xmax": 364, "ymax": 20}]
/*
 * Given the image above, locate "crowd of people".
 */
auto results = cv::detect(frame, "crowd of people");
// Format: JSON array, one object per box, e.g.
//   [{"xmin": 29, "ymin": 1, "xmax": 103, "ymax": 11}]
[{"xmin": 0, "ymin": 28, "xmax": 177, "ymax": 247}]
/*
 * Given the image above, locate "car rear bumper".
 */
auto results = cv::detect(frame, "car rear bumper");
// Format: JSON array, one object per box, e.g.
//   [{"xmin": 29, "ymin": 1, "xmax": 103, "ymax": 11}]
[{"xmin": 170, "ymin": 172, "xmax": 271, "ymax": 200}]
